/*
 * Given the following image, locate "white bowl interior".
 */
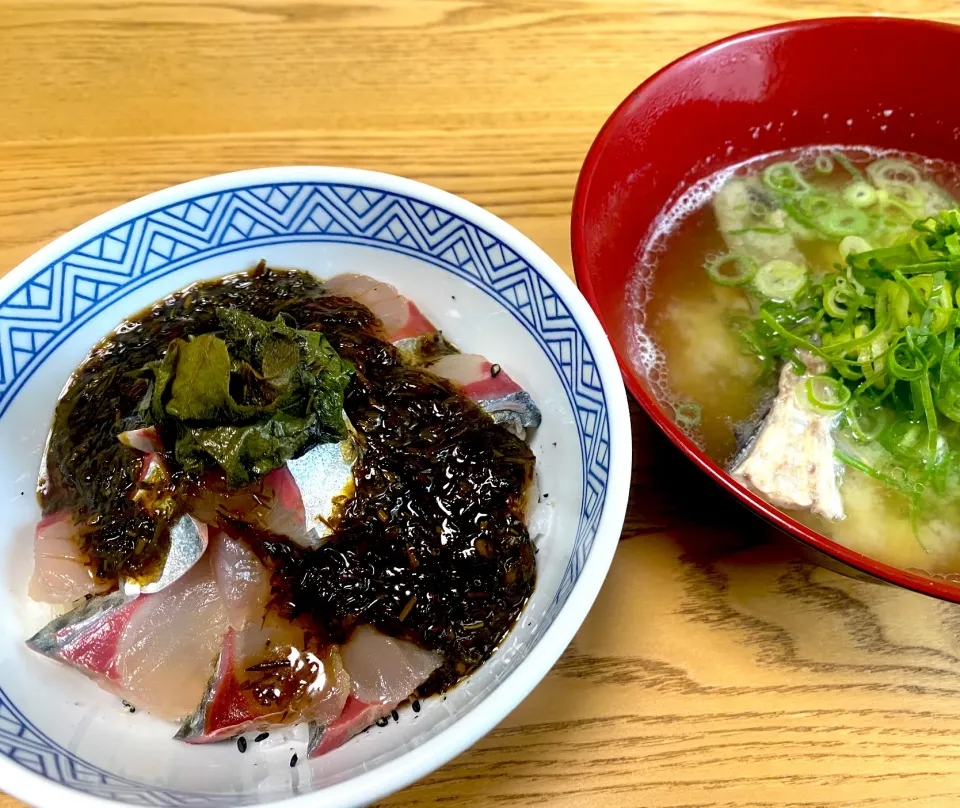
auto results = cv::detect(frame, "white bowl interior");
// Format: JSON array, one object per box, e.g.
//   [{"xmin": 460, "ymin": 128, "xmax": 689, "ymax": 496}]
[{"xmin": 0, "ymin": 171, "xmax": 627, "ymax": 808}]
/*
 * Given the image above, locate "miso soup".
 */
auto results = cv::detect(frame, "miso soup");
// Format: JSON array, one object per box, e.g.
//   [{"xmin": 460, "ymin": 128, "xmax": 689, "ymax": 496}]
[{"xmin": 636, "ymin": 147, "xmax": 960, "ymax": 575}]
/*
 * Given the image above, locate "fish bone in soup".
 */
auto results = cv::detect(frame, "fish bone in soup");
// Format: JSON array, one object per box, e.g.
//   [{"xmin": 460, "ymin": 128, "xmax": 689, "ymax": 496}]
[{"xmin": 637, "ymin": 147, "xmax": 960, "ymax": 574}]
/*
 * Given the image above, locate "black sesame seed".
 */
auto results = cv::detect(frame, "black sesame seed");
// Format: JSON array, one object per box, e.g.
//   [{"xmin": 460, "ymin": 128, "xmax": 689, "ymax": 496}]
[
  {"xmin": 255, "ymin": 732, "xmax": 269, "ymax": 743},
  {"xmin": 290, "ymin": 753, "xmax": 298, "ymax": 768},
  {"xmin": 130, "ymin": 706, "xmax": 136, "ymax": 713},
  {"xmin": 543, "ymin": 493, "xmax": 549, "ymax": 498},
  {"xmin": 237, "ymin": 737, "xmax": 247, "ymax": 753},
  {"xmin": 375, "ymin": 717, "xmax": 390, "ymax": 727},
  {"xmin": 412, "ymin": 700, "xmax": 421, "ymax": 713},
  {"xmin": 490, "ymin": 363, "xmax": 502, "ymax": 378},
  {"xmin": 391, "ymin": 709, "xmax": 399, "ymax": 722}
]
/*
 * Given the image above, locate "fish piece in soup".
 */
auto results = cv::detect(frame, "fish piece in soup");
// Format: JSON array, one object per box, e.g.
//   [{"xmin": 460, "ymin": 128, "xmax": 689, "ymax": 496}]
[{"xmin": 730, "ymin": 353, "xmax": 845, "ymax": 521}]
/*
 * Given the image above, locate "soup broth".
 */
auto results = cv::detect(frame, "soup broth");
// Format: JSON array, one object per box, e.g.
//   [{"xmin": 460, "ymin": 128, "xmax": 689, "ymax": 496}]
[{"xmin": 638, "ymin": 147, "xmax": 960, "ymax": 574}]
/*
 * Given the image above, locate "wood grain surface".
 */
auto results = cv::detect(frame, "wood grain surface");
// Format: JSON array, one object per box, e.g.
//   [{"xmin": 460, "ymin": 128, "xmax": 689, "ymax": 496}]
[{"xmin": 4, "ymin": 1, "xmax": 960, "ymax": 806}]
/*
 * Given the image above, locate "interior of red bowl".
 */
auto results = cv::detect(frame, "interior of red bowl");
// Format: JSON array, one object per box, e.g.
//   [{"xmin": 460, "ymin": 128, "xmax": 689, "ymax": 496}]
[{"xmin": 572, "ymin": 16, "xmax": 960, "ymax": 602}]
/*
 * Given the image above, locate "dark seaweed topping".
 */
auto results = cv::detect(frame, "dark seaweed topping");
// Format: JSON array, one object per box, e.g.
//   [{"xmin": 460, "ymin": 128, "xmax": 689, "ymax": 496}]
[
  {"xmin": 144, "ymin": 309, "xmax": 353, "ymax": 487},
  {"xmin": 41, "ymin": 266, "xmax": 536, "ymax": 695}
]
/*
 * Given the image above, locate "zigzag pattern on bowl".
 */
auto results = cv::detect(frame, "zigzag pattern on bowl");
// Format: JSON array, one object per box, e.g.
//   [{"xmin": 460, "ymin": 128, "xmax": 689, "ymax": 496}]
[{"xmin": 0, "ymin": 182, "xmax": 611, "ymax": 803}]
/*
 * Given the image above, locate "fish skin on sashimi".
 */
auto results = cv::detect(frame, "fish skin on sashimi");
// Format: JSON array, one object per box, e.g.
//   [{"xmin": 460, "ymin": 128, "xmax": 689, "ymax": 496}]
[
  {"xmin": 306, "ymin": 625, "xmax": 442, "ymax": 758},
  {"xmin": 426, "ymin": 354, "xmax": 542, "ymax": 439},
  {"xmin": 307, "ymin": 695, "xmax": 399, "ymax": 758},
  {"xmin": 27, "ymin": 590, "xmax": 144, "ymax": 686}
]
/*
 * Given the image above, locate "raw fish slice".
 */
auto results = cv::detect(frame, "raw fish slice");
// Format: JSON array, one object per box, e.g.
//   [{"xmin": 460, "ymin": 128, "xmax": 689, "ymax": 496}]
[
  {"xmin": 113, "ymin": 559, "xmax": 229, "ymax": 720},
  {"xmin": 306, "ymin": 625, "xmax": 441, "ymax": 757},
  {"xmin": 324, "ymin": 273, "xmax": 435, "ymax": 343},
  {"xmin": 176, "ymin": 616, "xmax": 350, "ymax": 743},
  {"xmin": 730, "ymin": 354, "xmax": 845, "ymax": 520},
  {"xmin": 286, "ymin": 441, "xmax": 356, "ymax": 540},
  {"xmin": 307, "ymin": 696, "xmax": 398, "ymax": 758},
  {"xmin": 210, "ymin": 530, "xmax": 270, "ymax": 630},
  {"xmin": 259, "ymin": 465, "xmax": 314, "ymax": 544},
  {"xmin": 28, "ymin": 557, "xmax": 229, "ymax": 720},
  {"xmin": 118, "ymin": 426, "xmax": 164, "ymax": 454},
  {"xmin": 426, "ymin": 354, "xmax": 542, "ymax": 439},
  {"xmin": 714, "ymin": 177, "xmax": 808, "ymax": 266},
  {"xmin": 192, "ymin": 465, "xmax": 318, "ymax": 549},
  {"xmin": 117, "ymin": 428, "xmax": 209, "ymax": 595},
  {"xmin": 29, "ymin": 512, "xmax": 111, "ymax": 604},
  {"xmin": 27, "ymin": 591, "xmax": 145, "ymax": 689},
  {"xmin": 340, "ymin": 624, "xmax": 442, "ymax": 705},
  {"xmin": 129, "ymin": 515, "xmax": 209, "ymax": 596}
]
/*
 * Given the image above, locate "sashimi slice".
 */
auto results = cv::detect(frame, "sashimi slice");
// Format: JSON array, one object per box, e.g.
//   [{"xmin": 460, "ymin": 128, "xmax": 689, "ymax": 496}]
[
  {"xmin": 286, "ymin": 442, "xmax": 355, "ymax": 540},
  {"xmin": 259, "ymin": 465, "xmax": 314, "ymax": 545},
  {"xmin": 306, "ymin": 625, "xmax": 442, "ymax": 758},
  {"xmin": 307, "ymin": 695, "xmax": 398, "ymax": 758},
  {"xmin": 426, "ymin": 354, "xmax": 542, "ymax": 439},
  {"xmin": 130, "ymin": 515, "xmax": 209, "ymax": 596},
  {"xmin": 324, "ymin": 274, "xmax": 435, "ymax": 343},
  {"xmin": 29, "ymin": 512, "xmax": 111, "ymax": 604},
  {"xmin": 118, "ymin": 426, "xmax": 164, "ymax": 455},
  {"xmin": 27, "ymin": 591, "xmax": 145, "ymax": 689},
  {"xmin": 210, "ymin": 530, "xmax": 270, "ymax": 630},
  {"xmin": 340, "ymin": 624, "xmax": 442, "ymax": 706},
  {"xmin": 177, "ymin": 615, "xmax": 350, "ymax": 743},
  {"xmin": 113, "ymin": 559, "xmax": 229, "ymax": 720},
  {"xmin": 28, "ymin": 554, "xmax": 229, "ymax": 720},
  {"xmin": 195, "ymin": 463, "xmax": 335, "ymax": 550}
]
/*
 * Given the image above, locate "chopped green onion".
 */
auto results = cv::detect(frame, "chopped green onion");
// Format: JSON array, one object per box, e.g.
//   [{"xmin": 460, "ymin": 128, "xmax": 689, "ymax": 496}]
[
  {"xmin": 814, "ymin": 155, "xmax": 834, "ymax": 175},
  {"xmin": 704, "ymin": 252, "xmax": 757, "ymax": 286},
  {"xmin": 817, "ymin": 206, "xmax": 871, "ymax": 238},
  {"xmin": 803, "ymin": 375, "xmax": 851, "ymax": 411},
  {"xmin": 834, "ymin": 449, "xmax": 912, "ymax": 494},
  {"xmin": 885, "ymin": 181, "xmax": 925, "ymax": 209},
  {"xmin": 847, "ymin": 398, "xmax": 889, "ymax": 441},
  {"xmin": 832, "ymin": 151, "xmax": 864, "ymax": 180},
  {"xmin": 937, "ymin": 380, "xmax": 960, "ymax": 422},
  {"xmin": 839, "ymin": 235, "xmax": 873, "ymax": 260},
  {"xmin": 754, "ymin": 260, "xmax": 808, "ymax": 302},
  {"xmin": 762, "ymin": 162, "xmax": 812, "ymax": 197},
  {"xmin": 867, "ymin": 158, "xmax": 921, "ymax": 188},
  {"xmin": 842, "ymin": 182, "xmax": 878, "ymax": 209}
]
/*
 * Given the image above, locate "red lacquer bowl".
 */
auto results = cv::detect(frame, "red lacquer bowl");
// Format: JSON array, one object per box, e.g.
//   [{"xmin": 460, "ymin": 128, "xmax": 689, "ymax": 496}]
[{"xmin": 572, "ymin": 16, "xmax": 960, "ymax": 602}]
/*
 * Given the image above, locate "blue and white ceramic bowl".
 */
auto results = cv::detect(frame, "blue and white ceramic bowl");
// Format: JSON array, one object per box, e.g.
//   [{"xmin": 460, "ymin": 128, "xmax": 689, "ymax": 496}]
[{"xmin": 0, "ymin": 167, "xmax": 631, "ymax": 808}]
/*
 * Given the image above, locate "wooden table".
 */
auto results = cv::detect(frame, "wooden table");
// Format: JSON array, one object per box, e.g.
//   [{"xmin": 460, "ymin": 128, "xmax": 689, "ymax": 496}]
[{"xmin": 4, "ymin": 1, "xmax": 960, "ymax": 806}]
